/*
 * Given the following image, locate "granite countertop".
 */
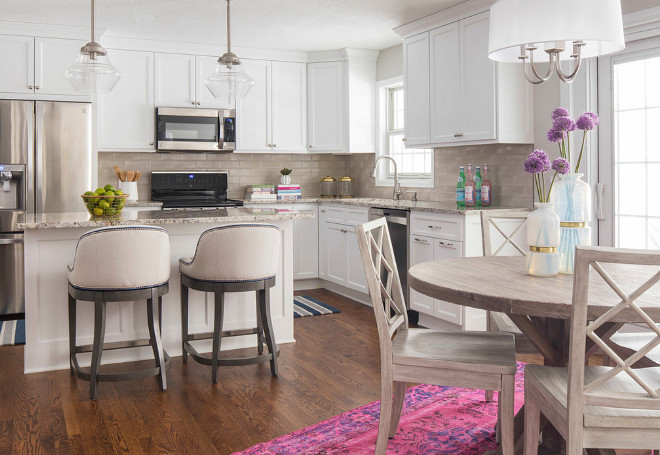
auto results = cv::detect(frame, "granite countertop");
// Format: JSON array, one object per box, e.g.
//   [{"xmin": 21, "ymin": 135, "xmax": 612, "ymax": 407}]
[
  {"xmin": 242, "ymin": 197, "xmax": 531, "ymax": 215},
  {"xmin": 17, "ymin": 207, "xmax": 314, "ymax": 230}
]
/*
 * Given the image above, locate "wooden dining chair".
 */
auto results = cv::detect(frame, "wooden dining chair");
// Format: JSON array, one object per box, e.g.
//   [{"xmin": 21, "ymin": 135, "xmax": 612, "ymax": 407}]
[
  {"xmin": 524, "ymin": 245, "xmax": 660, "ymax": 455},
  {"xmin": 481, "ymin": 210, "xmax": 537, "ymax": 401},
  {"xmin": 356, "ymin": 217, "xmax": 517, "ymax": 455}
]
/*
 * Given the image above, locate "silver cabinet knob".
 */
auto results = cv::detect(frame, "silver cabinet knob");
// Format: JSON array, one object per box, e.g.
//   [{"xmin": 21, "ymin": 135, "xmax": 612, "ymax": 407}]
[
  {"xmin": 273, "ymin": 144, "xmax": 277, "ymax": 148},
  {"xmin": 149, "ymin": 141, "xmax": 154, "ymax": 145},
  {"xmin": 454, "ymin": 133, "xmax": 464, "ymax": 138},
  {"xmin": 320, "ymin": 209, "xmax": 325, "ymax": 213},
  {"xmin": 28, "ymin": 85, "xmax": 34, "ymax": 90},
  {"xmin": 35, "ymin": 85, "xmax": 40, "ymax": 90},
  {"xmin": 196, "ymin": 101, "xmax": 201, "ymax": 105},
  {"xmin": 402, "ymin": 138, "xmax": 407, "ymax": 142},
  {"xmin": 192, "ymin": 101, "xmax": 196, "ymax": 105}
]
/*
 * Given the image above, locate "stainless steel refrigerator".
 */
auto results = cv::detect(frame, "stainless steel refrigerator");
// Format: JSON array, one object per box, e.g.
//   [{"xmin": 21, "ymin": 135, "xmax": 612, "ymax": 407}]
[{"xmin": 0, "ymin": 100, "xmax": 92, "ymax": 317}]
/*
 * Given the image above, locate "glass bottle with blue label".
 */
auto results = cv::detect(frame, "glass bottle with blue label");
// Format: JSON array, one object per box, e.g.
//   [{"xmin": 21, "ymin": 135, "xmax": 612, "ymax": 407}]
[{"xmin": 456, "ymin": 166, "xmax": 465, "ymax": 208}]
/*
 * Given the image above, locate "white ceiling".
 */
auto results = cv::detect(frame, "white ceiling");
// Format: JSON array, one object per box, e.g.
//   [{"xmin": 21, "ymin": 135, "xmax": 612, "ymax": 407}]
[{"xmin": 0, "ymin": 0, "xmax": 652, "ymax": 53}]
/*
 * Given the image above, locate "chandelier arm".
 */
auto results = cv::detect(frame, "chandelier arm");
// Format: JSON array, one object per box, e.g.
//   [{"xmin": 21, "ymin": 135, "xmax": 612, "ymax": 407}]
[
  {"xmin": 527, "ymin": 48, "xmax": 554, "ymax": 83},
  {"xmin": 555, "ymin": 43, "xmax": 584, "ymax": 83}
]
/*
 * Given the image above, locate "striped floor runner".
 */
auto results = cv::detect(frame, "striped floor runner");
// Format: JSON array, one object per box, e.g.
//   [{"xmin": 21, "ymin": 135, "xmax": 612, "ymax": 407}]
[
  {"xmin": 294, "ymin": 295, "xmax": 341, "ymax": 318},
  {"xmin": 0, "ymin": 319, "xmax": 25, "ymax": 346}
]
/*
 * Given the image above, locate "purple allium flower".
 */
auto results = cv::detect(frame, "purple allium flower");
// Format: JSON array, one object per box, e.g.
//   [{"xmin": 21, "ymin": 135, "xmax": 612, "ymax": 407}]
[
  {"xmin": 552, "ymin": 158, "xmax": 570, "ymax": 175},
  {"xmin": 524, "ymin": 150, "xmax": 550, "ymax": 174},
  {"xmin": 547, "ymin": 128, "xmax": 565, "ymax": 143},
  {"xmin": 576, "ymin": 112, "xmax": 600, "ymax": 130},
  {"xmin": 552, "ymin": 107, "xmax": 570, "ymax": 120},
  {"xmin": 553, "ymin": 116, "xmax": 577, "ymax": 132}
]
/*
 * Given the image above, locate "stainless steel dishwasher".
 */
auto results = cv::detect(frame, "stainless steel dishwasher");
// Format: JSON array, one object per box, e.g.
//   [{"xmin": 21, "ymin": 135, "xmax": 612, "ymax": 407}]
[{"xmin": 368, "ymin": 207, "xmax": 411, "ymax": 309}]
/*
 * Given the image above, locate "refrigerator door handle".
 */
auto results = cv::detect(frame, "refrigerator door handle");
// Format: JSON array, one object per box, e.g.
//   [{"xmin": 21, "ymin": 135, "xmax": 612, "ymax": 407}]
[
  {"xmin": 35, "ymin": 102, "xmax": 44, "ymax": 214},
  {"xmin": 26, "ymin": 101, "xmax": 35, "ymax": 215}
]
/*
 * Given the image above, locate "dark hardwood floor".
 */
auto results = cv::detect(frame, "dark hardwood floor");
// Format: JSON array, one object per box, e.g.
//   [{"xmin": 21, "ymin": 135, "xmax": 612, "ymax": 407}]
[{"xmin": 0, "ymin": 288, "xmax": 650, "ymax": 454}]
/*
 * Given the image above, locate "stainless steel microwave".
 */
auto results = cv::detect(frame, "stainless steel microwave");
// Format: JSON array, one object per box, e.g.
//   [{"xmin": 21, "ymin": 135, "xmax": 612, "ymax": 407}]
[{"xmin": 156, "ymin": 107, "xmax": 235, "ymax": 152}]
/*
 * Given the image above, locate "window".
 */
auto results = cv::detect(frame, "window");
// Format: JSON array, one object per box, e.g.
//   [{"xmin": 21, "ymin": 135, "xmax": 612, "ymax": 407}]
[{"xmin": 376, "ymin": 78, "xmax": 433, "ymax": 188}]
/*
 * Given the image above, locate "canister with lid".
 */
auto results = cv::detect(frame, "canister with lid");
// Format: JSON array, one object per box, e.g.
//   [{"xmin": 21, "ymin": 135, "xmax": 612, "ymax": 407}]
[
  {"xmin": 337, "ymin": 176, "xmax": 355, "ymax": 198},
  {"xmin": 320, "ymin": 176, "xmax": 336, "ymax": 198}
]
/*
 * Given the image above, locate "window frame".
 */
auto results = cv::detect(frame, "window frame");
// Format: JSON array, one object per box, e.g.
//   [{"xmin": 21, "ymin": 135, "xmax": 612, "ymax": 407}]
[{"xmin": 375, "ymin": 77, "xmax": 434, "ymax": 189}]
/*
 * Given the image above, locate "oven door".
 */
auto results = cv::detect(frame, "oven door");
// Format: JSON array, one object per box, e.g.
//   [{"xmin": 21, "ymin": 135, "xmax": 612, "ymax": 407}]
[{"xmin": 157, "ymin": 107, "xmax": 222, "ymax": 152}]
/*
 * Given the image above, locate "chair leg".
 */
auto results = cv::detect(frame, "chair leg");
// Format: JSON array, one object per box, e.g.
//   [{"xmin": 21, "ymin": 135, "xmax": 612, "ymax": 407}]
[
  {"xmin": 485, "ymin": 389, "xmax": 495, "ymax": 402},
  {"xmin": 258, "ymin": 286, "xmax": 278, "ymax": 376},
  {"xmin": 211, "ymin": 290, "xmax": 225, "ymax": 384},
  {"xmin": 376, "ymin": 374, "xmax": 393, "ymax": 455},
  {"xmin": 523, "ymin": 382, "xmax": 541, "ymax": 455},
  {"xmin": 68, "ymin": 292, "xmax": 76, "ymax": 377},
  {"xmin": 181, "ymin": 283, "xmax": 189, "ymax": 363},
  {"xmin": 389, "ymin": 380, "xmax": 406, "ymax": 438},
  {"xmin": 89, "ymin": 297, "xmax": 106, "ymax": 401},
  {"xmin": 147, "ymin": 288, "xmax": 167, "ymax": 391},
  {"xmin": 256, "ymin": 294, "xmax": 264, "ymax": 355},
  {"xmin": 499, "ymin": 374, "xmax": 514, "ymax": 455},
  {"xmin": 496, "ymin": 391, "xmax": 501, "ymax": 443}
]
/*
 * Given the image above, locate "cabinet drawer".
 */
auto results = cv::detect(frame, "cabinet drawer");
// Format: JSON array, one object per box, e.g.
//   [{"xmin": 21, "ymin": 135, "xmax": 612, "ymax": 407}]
[
  {"xmin": 320, "ymin": 205, "xmax": 345, "ymax": 224},
  {"xmin": 345, "ymin": 207, "xmax": 369, "ymax": 226},
  {"xmin": 411, "ymin": 213, "xmax": 463, "ymax": 241}
]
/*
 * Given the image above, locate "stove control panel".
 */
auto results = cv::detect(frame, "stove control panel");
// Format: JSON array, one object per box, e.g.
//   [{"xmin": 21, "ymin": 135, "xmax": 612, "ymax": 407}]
[{"xmin": 151, "ymin": 171, "xmax": 228, "ymax": 190}]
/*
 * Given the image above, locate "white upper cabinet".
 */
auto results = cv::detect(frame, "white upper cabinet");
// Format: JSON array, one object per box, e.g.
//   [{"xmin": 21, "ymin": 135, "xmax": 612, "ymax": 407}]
[
  {"xmin": 0, "ymin": 36, "xmax": 86, "ymax": 97},
  {"xmin": 236, "ymin": 59, "xmax": 306, "ymax": 153},
  {"xmin": 34, "ymin": 38, "xmax": 88, "ymax": 97},
  {"xmin": 403, "ymin": 10, "xmax": 533, "ymax": 148},
  {"xmin": 403, "ymin": 33, "xmax": 431, "ymax": 146},
  {"xmin": 97, "ymin": 50, "xmax": 155, "ymax": 151},
  {"xmin": 154, "ymin": 53, "xmax": 195, "ymax": 107},
  {"xmin": 307, "ymin": 61, "xmax": 345, "ymax": 152}
]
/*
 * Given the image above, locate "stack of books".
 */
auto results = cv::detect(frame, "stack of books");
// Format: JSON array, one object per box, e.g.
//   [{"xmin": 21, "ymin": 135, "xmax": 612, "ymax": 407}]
[
  {"xmin": 277, "ymin": 184, "xmax": 302, "ymax": 200},
  {"xmin": 245, "ymin": 184, "xmax": 277, "ymax": 201}
]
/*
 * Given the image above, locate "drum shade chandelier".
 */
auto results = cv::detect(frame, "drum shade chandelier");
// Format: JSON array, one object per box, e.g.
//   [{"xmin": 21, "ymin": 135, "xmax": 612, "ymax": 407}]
[
  {"xmin": 205, "ymin": 0, "xmax": 254, "ymax": 104},
  {"xmin": 488, "ymin": 0, "xmax": 625, "ymax": 84},
  {"xmin": 65, "ymin": 0, "xmax": 121, "ymax": 94}
]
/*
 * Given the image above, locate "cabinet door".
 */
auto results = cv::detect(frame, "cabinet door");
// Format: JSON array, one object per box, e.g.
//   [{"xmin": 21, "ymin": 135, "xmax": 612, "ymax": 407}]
[
  {"xmin": 403, "ymin": 33, "xmax": 430, "ymax": 146},
  {"xmin": 293, "ymin": 204, "xmax": 319, "ymax": 280},
  {"xmin": 307, "ymin": 61, "xmax": 345, "ymax": 152},
  {"xmin": 432, "ymin": 238, "xmax": 463, "ymax": 325},
  {"xmin": 195, "ymin": 56, "xmax": 235, "ymax": 109},
  {"xmin": 345, "ymin": 225, "xmax": 368, "ymax": 293},
  {"xmin": 154, "ymin": 53, "xmax": 195, "ymax": 107},
  {"xmin": 236, "ymin": 59, "xmax": 271, "ymax": 152},
  {"xmin": 460, "ymin": 12, "xmax": 496, "ymax": 142},
  {"xmin": 0, "ymin": 36, "xmax": 34, "ymax": 94},
  {"xmin": 409, "ymin": 235, "xmax": 434, "ymax": 315},
  {"xmin": 35, "ymin": 38, "xmax": 87, "ymax": 96},
  {"xmin": 271, "ymin": 61, "xmax": 307, "ymax": 153},
  {"xmin": 429, "ymin": 24, "xmax": 461, "ymax": 144},
  {"xmin": 97, "ymin": 50, "xmax": 155, "ymax": 151},
  {"xmin": 324, "ymin": 222, "xmax": 347, "ymax": 285}
]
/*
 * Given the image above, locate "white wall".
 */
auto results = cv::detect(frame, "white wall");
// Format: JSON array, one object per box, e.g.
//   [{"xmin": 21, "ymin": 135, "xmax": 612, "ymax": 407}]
[{"xmin": 376, "ymin": 43, "xmax": 403, "ymax": 81}]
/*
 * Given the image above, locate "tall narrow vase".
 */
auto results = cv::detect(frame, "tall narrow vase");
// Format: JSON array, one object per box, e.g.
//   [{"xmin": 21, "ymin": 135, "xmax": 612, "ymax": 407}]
[
  {"xmin": 551, "ymin": 173, "xmax": 591, "ymax": 274},
  {"xmin": 526, "ymin": 202, "xmax": 560, "ymax": 277}
]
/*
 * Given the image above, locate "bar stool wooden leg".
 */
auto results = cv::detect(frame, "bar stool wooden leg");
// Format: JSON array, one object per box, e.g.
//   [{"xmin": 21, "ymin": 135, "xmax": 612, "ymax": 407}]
[
  {"xmin": 256, "ymin": 294, "xmax": 264, "ymax": 355},
  {"xmin": 181, "ymin": 283, "xmax": 189, "ymax": 363},
  {"xmin": 258, "ymin": 286, "xmax": 278, "ymax": 376},
  {"xmin": 68, "ymin": 293, "xmax": 76, "ymax": 377},
  {"xmin": 147, "ymin": 288, "xmax": 167, "ymax": 391},
  {"xmin": 211, "ymin": 289, "xmax": 225, "ymax": 384},
  {"xmin": 90, "ymin": 297, "xmax": 107, "ymax": 400}
]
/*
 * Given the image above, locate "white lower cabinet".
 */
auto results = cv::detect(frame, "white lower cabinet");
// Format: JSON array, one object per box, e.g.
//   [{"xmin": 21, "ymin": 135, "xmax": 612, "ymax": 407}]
[{"xmin": 319, "ymin": 205, "xmax": 368, "ymax": 293}]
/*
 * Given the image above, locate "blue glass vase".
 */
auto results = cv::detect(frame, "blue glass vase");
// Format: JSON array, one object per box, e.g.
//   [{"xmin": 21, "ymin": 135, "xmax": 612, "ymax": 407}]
[{"xmin": 551, "ymin": 173, "xmax": 591, "ymax": 274}]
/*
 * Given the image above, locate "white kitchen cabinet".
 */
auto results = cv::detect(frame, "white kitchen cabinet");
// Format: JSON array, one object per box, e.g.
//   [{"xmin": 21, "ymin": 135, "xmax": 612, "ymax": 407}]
[
  {"xmin": 0, "ymin": 35, "xmax": 34, "ymax": 95},
  {"xmin": 97, "ymin": 50, "xmax": 155, "ymax": 151},
  {"xmin": 307, "ymin": 61, "xmax": 345, "ymax": 152},
  {"xmin": 403, "ymin": 32, "xmax": 431, "ymax": 146},
  {"xmin": 237, "ymin": 60, "xmax": 306, "ymax": 153},
  {"xmin": 409, "ymin": 235, "xmax": 434, "ymax": 314},
  {"xmin": 319, "ymin": 205, "xmax": 368, "ymax": 293},
  {"xmin": 432, "ymin": 237, "xmax": 463, "ymax": 325},
  {"xmin": 402, "ymin": 11, "xmax": 533, "ymax": 148},
  {"xmin": 154, "ymin": 53, "xmax": 233, "ymax": 109}
]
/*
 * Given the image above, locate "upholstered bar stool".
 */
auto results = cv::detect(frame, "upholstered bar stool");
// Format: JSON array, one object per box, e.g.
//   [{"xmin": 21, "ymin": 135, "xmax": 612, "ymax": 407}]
[
  {"xmin": 179, "ymin": 224, "xmax": 280, "ymax": 384},
  {"xmin": 67, "ymin": 225, "xmax": 171, "ymax": 400}
]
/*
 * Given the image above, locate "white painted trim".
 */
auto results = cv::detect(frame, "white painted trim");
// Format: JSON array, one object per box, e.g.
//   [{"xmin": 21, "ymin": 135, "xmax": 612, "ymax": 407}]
[
  {"xmin": 394, "ymin": 0, "xmax": 494, "ymax": 38},
  {"xmin": 0, "ymin": 21, "xmax": 102, "ymax": 41},
  {"xmin": 623, "ymin": 6, "xmax": 660, "ymax": 42}
]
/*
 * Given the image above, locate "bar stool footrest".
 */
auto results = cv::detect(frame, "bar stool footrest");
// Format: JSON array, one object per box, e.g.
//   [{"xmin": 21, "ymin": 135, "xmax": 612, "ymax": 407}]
[
  {"xmin": 183, "ymin": 342, "xmax": 280, "ymax": 367},
  {"xmin": 75, "ymin": 338, "xmax": 153, "ymax": 354},
  {"xmin": 70, "ymin": 351, "xmax": 171, "ymax": 383}
]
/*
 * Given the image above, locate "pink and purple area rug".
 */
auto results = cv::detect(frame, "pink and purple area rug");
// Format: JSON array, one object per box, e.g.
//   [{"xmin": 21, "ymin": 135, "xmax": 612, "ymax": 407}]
[{"xmin": 234, "ymin": 363, "xmax": 525, "ymax": 455}]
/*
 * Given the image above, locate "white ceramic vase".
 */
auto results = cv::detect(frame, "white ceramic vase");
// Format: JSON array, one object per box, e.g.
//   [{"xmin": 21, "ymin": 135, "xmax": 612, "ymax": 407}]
[
  {"xmin": 526, "ymin": 202, "xmax": 560, "ymax": 277},
  {"xmin": 551, "ymin": 173, "xmax": 591, "ymax": 274},
  {"xmin": 280, "ymin": 174, "xmax": 291, "ymax": 185}
]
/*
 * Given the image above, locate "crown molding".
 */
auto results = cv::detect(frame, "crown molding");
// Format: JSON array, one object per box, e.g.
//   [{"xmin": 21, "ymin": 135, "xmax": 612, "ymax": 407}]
[
  {"xmin": 394, "ymin": 0, "xmax": 495, "ymax": 38},
  {"xmin": 0, "ymin": 21, "xmax": 103, "ymax": 41},
  {"xmin": 623, "ymin": 6, "xmax": 660, "ymax": 42}
]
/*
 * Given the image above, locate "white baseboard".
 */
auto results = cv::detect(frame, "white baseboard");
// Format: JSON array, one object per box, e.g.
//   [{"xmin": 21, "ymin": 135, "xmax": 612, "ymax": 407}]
[{"xmin": 294, "ymin": 279, "xmax": 372, "ymax": 306}]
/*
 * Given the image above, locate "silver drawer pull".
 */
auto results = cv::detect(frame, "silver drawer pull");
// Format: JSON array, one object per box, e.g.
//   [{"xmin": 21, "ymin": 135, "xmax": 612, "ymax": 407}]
[
  {"xmin": 454, "ymin": 133, "xmax": 463, "ymax": 137},
  {"xmin": 427, "ymin": 225, "xmax": 442, "ymax": 229},
  {"xmin": 438, "ymin": 241, "xmax": 455, "ymax": 248},
  {"xmin": 413, "ymin": 238, "xmax": 429, "ymax": 245}
]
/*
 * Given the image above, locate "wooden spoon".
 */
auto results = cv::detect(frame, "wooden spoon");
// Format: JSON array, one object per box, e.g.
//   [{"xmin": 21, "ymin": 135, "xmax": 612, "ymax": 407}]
[
  {"xmin": 126, "ymin": 171, "xmax": 135, "ymax": 182},
  {"xmin": 114, "ymin": 166, "xmax": 123, "ymax": 181},
  {"xmin": 133, "ymin": 171, "xmax": 141, "ymax": 182}
]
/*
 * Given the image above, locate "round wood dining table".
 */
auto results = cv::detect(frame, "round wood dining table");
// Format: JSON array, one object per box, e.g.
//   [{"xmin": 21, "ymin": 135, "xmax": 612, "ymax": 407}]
[{"xmin": 408, "ymin": 255, "xmax": 660, "ymax": 455}]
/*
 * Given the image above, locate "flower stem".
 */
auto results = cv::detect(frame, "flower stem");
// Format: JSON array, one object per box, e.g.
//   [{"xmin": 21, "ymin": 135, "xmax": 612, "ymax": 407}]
[
  {"xmin": 567, "ymin": 131, "xmax": 571, "ymax": 164},
  {"xmin": 547, "ymin": 171, "xmax": 558, "ymax": 201},
  {"xmin": 542, "ymin": 173, "xmax": 547, "ymax": 203},
  {"xmin": 575, "ymin": 131, "xmax": 587, "ymax": 173}
]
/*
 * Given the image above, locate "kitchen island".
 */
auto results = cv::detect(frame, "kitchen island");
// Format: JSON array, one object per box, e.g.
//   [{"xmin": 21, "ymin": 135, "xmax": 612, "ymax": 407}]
[{"xmin": 17, "ymin": 207, "xmax": 315, "ymax": 373}]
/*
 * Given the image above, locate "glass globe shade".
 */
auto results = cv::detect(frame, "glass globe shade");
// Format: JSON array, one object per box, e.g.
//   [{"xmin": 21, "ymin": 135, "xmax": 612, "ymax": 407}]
[{"xmin": 65, "ymin": 52, "xmax": 121, "ymax": 94}]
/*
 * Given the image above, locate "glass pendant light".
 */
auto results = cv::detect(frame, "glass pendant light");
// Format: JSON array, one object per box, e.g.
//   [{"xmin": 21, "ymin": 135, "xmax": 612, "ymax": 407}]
[
  {"xmin": 205, "ymin": 0, "xmax": 254, "ymax": 104},
  {"xmin": 65, "ymin": 0, "xmax": 120, "ymax": 94}
]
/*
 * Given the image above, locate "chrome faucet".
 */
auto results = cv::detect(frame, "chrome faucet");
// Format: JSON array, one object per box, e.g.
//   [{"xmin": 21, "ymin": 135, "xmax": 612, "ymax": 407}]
[{"xmin": 370, "ymin": 156, "xmax": 402, "ymax": 200}]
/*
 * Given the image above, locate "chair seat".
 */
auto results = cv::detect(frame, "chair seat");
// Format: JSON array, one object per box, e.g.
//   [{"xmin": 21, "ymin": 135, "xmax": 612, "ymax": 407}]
[
  {"xmin": 490, "ymin": 311, "xmax": 539, "ymax": 354},
  {"xmin": 608, "ymin": 331, "xmax": 660, "ymax": 365},
  {"xmin": 525, "ymin": 364, "xmax": 660, "ymax": 429},
  {"xmin": 392, "ymin": 328, "xmax": 517, "ymax": 375}
]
